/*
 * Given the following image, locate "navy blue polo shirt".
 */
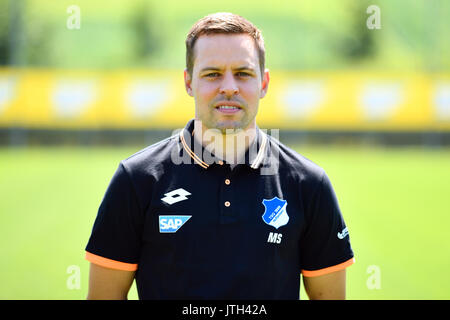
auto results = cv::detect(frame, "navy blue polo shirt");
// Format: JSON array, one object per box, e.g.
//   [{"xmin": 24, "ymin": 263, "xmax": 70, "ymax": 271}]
[{"xmin": 85, "ymin": 119, "xmax": 354, "ymax": 299}]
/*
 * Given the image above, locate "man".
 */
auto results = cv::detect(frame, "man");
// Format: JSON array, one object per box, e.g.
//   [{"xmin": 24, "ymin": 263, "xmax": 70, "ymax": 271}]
[{"xmin": 85, "ymin": 12, "xmax": 354, "ymax": 300}]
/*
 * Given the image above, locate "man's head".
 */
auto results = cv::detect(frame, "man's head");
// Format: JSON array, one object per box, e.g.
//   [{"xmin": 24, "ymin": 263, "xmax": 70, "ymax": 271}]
[
  {"xmin": 185, "ymin": 12, "xmax": 266, "ymax": 79},
  {"xmin": 184, "ymin": 12, "xmax": 269, "ymax": 132}
]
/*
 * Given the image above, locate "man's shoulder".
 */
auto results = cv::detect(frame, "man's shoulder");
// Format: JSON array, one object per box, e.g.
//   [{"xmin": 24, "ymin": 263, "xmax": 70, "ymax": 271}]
[
  {"xmin": 266, "ymin": 135, "xmax": 325, "ymax": 182},
  {"xmin": 120, "ymin": 132, "xmax": 179, "ymax": 173}
]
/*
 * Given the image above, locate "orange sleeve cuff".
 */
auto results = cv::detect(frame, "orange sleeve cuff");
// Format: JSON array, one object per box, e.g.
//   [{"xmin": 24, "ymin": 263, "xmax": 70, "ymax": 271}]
[
  {"xmin": 301, "ymin": 257, "xmax": 355, "ymax": 277},
  {"xmin": 85, "ymin": 251, "xmax": 138, "ymax": 271}
]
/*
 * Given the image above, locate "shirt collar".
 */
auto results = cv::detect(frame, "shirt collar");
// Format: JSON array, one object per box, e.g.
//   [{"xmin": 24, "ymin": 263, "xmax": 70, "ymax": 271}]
[{"xmin": 179, "ymin": 119, "xmax": 268, "ymax": 170}]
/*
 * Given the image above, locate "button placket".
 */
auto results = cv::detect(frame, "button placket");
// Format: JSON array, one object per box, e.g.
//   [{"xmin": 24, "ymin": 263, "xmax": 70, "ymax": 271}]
[{"xmin": 219, "ymin": 165, "xmax": 235, "ymax": 223}]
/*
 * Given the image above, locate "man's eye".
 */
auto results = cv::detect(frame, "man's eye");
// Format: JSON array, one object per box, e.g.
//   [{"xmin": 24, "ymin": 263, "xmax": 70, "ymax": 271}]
[
  {"xmin": 205, "ymin": 72, "xmax": 220, "ymax": 78},
  {"xmin": 236, "ymin": 72, "xmax": 251, "ymax": 77}
]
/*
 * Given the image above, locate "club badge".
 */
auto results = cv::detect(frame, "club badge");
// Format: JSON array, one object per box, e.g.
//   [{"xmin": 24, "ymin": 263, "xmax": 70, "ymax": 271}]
[{"xmin": 261, "ymin": 197, "xmax": 289, "ymax": 229}]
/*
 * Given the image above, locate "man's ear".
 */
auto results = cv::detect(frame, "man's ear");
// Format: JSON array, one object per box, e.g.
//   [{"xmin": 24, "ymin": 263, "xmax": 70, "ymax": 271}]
[
  {"xmin": 260, "ymin": 68, "xmax": 270, "ymax": 99},
  {"xmin": 184, "ymin": 69, "xmax": 194, "ymax": 97}
]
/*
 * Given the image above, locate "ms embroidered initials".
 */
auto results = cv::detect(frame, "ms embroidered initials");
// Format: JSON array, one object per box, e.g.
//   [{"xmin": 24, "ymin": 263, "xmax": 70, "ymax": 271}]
[
  {"xmin": 161, "ymin": 188, "xmax": 191, "ymax": 205},
  {"xmin": 267, "ymin": 232, "xmax": 282, "ymax": 244}
]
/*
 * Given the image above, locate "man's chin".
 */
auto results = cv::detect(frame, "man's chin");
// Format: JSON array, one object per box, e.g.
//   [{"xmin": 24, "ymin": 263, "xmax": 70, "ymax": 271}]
[
  {"xmin": 214, "ymin": 120, "xmax": 246, "ymax": 133},
  {"xmin": 198, "ymin": 115, "xmax": 253, "ymax": 134}
]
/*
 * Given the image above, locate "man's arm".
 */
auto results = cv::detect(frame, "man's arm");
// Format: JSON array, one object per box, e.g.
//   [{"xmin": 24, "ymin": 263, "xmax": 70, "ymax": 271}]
[
  {"xmin": 87, "ymin": 263, "xmax": 136, "ymax": 300},
  {"xmin": 302, "ymin": 269, "xmax": 346, "ymax": 300}
]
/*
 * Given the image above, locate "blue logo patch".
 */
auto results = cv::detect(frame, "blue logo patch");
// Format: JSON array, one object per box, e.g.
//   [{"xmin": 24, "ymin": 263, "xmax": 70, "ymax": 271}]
[
  {"xmin": 159, "ymin": 215, "xmax": 191, "ymax": 233},
  {"xmin": 262, "ymin": 197, "xmax": 289, "ymax": 229}
]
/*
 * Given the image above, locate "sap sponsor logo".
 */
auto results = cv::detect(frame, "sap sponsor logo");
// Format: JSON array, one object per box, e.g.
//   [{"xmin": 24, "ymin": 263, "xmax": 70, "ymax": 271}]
[
  {"xmin": 267, "ymin": 232, "xmax": 283, "ymax": 244},
  {"xmin": 159, "ymin": 215, "xmax": 191, "ymax": 233}
]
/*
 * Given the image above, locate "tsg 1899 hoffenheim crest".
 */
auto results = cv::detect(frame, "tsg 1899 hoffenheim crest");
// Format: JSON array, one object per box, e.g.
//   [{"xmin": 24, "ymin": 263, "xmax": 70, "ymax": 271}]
[{"xmin": 262, "ymin": 197, "xmax": 289, "ymax": 229}]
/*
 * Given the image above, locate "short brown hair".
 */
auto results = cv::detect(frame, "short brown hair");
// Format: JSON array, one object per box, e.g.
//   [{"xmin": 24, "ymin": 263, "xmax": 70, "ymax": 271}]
[{"xmin": 185, "ymin": 12, "xmax": 265, "ymax": 77}]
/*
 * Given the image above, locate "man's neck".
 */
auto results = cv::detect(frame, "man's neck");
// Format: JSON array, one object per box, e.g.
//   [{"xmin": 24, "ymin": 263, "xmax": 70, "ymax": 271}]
[{"xmin": 193, "ymin": 119, "xmax": 257, "ymax": 165}]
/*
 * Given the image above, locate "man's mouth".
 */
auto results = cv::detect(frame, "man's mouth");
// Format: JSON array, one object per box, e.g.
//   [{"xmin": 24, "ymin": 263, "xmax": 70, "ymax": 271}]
[{"xmin": 215, "ymin": 103, "xmax": 243, "ymax": 114}]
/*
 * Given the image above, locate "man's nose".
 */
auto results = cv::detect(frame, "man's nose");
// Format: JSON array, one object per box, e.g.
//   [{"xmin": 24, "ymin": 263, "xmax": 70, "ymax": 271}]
[{"xmin": 219, "ymin": 72, "xmax": 239, "ymax": 97}]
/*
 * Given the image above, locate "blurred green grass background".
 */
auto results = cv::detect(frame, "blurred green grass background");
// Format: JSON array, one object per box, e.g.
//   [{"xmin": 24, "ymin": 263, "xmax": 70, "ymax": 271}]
[
  {"xmin": 1, "ymin": 145, "xmax": 449, "ymax": 299},
  {"xmin": 2, "ymin": 0, "xmax": 449, "ymax": 71}
]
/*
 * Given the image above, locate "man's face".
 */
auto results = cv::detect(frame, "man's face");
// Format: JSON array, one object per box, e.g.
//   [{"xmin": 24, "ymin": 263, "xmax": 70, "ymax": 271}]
[{"xmin": 184, "ymin": 34, "xmax": 269, "ymax": 132}]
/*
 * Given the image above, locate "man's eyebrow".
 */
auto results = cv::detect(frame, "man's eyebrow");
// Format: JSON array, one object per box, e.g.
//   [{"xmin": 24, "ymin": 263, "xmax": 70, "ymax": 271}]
[
  {"xmin": 234, "ymin": 66, "xmax": 256, "ymax": 72},
  {"xmin": 199, "ymin": 66, "xmax": 256, "ymax": 73},
  {"xmin": 200, "ymin": 67, "xmax": 222, "ymax": 73}
]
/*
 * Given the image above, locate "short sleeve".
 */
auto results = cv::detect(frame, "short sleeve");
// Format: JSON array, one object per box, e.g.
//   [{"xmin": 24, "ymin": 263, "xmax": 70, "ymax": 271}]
[
  {"xmin": 300, "ymin": 171, "xmax": 354, "ymax": 277},
  {"xmin": 85, "ymin": 162, "xmax": 143, "ymax": 271}
]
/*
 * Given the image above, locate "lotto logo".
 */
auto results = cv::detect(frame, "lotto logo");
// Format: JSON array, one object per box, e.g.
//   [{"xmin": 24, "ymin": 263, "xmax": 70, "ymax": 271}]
[
  {"xmin": 159, "ymin": 215, "xmax": 191, "ymax": 233},
  {"xmin": 161, "ymin": 188, "xmax": 191, "ymax": 205}
]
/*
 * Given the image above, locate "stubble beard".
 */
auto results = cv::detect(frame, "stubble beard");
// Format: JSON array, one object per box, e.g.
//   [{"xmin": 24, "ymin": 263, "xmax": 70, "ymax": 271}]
[{"xmin": 206, "ymin": 107, "xmax": 257, "ymax": 134}]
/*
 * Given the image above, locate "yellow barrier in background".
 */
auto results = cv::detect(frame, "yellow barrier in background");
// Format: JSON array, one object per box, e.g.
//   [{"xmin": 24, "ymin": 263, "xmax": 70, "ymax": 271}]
[{"xmin": 0, "ymin": 69, "xmax": 449, "ymax": 131}]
